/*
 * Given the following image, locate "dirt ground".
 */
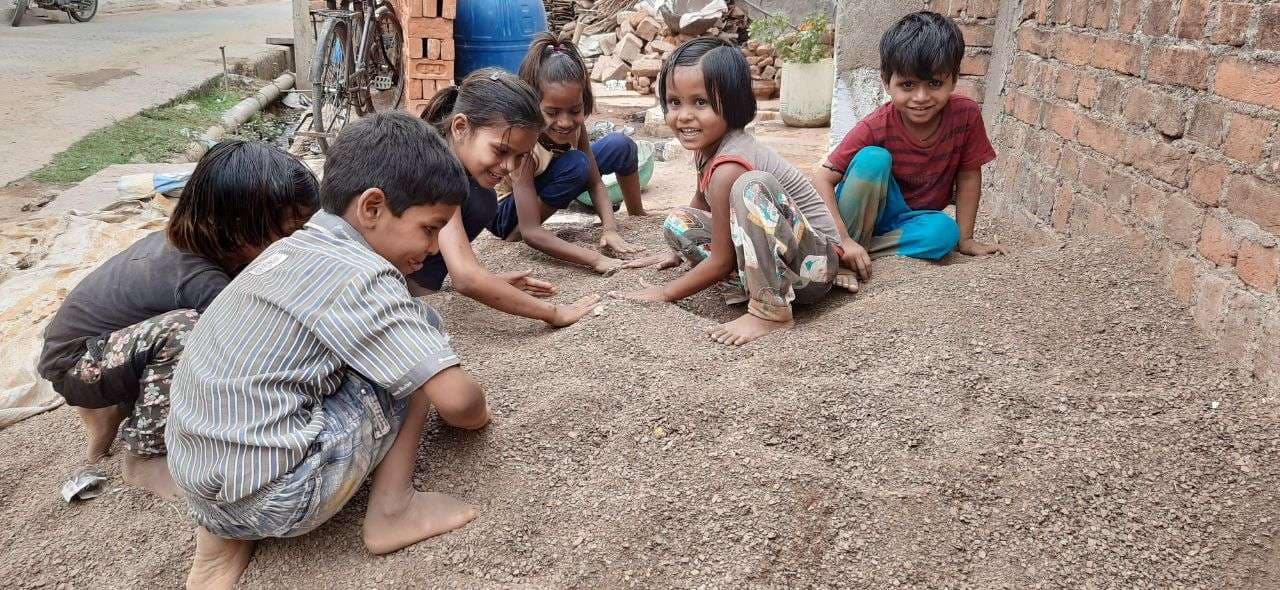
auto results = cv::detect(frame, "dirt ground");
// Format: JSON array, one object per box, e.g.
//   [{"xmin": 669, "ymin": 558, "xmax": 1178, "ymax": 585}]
[{"xmin": 3, "ymin": 113, "xmax": 1280, "ymax": 589}]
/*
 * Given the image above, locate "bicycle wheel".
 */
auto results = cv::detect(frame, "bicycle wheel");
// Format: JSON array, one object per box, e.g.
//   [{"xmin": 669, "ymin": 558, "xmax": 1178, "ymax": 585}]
[
  {"xmin": 67, "ymin": 0, "xmax": 97, "ymax": 22},
  {"xmin": 11, "ymin": 0, "xmax": 27, "ymax": 27},
  {"xmin": 311, "ymin": 17, "xmax": 356, "ymax": 153},
  {"xmin": 365, "ymin": 4, "xmax": 405, "ymax": 112}
]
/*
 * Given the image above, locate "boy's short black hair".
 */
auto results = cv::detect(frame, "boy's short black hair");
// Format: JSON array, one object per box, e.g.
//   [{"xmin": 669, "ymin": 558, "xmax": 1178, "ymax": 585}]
[
  {"xmin": 320, "ymin": 111, "xmax": 468, "ymax": 216},
  {"xmin": 879, "ymin": 11, "xmax": 965, "ymax": 84},
  {"xmin": 658, "ymin": 37, "xmax": 756, "ymax": 130}
]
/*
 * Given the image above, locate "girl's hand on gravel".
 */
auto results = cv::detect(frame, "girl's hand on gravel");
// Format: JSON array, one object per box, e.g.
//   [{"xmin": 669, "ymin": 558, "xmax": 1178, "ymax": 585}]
[
  {"xmin": 548, "ymin": 294, "xmax": 602, "ymax": 327},
  {"xmin": 619, "ymin": 253, "xmax": 681, "ymax": 270},
  {"xmin": 600, "ymin": 230, "xmax": 646, "ymax": 256}
]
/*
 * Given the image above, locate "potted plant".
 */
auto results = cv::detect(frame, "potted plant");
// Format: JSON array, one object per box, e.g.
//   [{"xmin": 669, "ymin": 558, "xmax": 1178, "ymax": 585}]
[{"xmin": 748, "ymin": 12, "xmax": 835, "ymax": 127}]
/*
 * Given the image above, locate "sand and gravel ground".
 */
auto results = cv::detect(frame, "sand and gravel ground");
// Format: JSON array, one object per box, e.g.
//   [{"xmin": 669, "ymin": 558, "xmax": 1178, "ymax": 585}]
[{"xmin": 2, "ymin": 118, "xmax": 1279, "ymax": 589}]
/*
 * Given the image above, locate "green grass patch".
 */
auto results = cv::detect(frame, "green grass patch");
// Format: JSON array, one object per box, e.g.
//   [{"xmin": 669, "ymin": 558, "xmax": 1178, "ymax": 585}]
[{"xmin": 31, "ymin": 77, "xmax": 256, "ymax": 184}]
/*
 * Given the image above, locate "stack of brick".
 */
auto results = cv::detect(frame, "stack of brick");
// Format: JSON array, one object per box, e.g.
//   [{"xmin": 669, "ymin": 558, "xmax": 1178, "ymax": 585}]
[
  {"xmin": 398, "ymin": 0, "xmax": 456, "ymax": 116},
  {"xmin": 742, "ymin": 40, "xmax": 781, "ymax": 100},
  {"xmin": 929, "ymin": 0, "xmax": 999, "ymax": 103},
  {"xmin": 580, "ymin": 3, "xmax": 749, "ymax": 95},
  {"xmin": 986, "ymin": 0, "xmax": 1280, "ymax": 384}
]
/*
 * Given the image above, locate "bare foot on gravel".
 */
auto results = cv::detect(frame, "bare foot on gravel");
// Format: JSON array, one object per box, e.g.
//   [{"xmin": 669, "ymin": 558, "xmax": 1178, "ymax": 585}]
[
  {"xmin": 123, "ymin": 454, "xmax": 181, "ymax": 500},
  {"xmin": 706, "ymin": 313, "xmax": 793, "ymax": 346},
  {"xmin": 75, "ymin": 405, "xmax": 126, "ymax": 462},
  {"xmin": 834, "ymin": 269, "xmax": 860, "ymax": 293},
  {"xmin": 362, "ymin": 490, "xmax": 477, "ymax": 555},
  {"xmin": 187, "ymin": 527, "xmax": 255, "ymax": 590}
]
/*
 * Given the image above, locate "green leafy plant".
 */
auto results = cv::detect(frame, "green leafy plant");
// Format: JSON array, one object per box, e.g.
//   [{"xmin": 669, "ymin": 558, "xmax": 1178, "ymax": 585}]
[{"xmin": 747, "ymin": 12, "xmax": 833, "ymax": 64}]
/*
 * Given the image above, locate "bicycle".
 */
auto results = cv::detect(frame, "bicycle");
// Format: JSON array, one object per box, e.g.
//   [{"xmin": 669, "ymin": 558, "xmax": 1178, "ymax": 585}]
[{"xmin": 303, "ymin": 0, "xmax": 405, "ymax": 153}]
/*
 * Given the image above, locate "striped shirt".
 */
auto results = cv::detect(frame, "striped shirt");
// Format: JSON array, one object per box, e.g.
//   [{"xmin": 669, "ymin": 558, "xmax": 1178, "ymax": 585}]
[{"xmin": 165, "ymin": 211, "xmax": 459, "ymax": 504}]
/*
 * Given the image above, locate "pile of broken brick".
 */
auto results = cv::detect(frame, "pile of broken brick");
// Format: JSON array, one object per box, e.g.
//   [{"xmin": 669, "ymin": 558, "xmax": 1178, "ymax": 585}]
[{"xmin": 564, "ymin": 1, "xmax": 779, "ymax": 99}]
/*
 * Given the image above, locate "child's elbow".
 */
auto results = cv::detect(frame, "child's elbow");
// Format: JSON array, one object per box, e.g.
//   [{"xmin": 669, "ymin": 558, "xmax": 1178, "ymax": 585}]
[{"xmin": 449, "ymin": 268, "xmax": 481, "ymax": 296}]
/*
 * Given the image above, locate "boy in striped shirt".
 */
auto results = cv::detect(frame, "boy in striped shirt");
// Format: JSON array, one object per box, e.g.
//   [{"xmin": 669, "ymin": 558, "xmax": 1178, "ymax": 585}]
[
  {"xmin": 813, "ymin": 11, "xmax": 1007, "ymax": 292},
  {"xmin": 166, "ymin": 112, "xmax": 490, "ymax": 589}
]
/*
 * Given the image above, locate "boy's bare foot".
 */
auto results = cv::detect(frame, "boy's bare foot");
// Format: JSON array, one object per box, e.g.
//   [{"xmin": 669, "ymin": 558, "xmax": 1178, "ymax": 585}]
[
  {"xmin": 834, "ymin": 269, "xmax": 860, "ymax": 293},
  {"xmin": 187, "ymin": 527, "xmax": 255, "ymax": 590},
  {"xmin": 705, "ymin": 313, "xmax": 793, "ymax": 346},
  {"xmin": 625, "ymin": 206, "xmax": 649, "ymax": 217},
  {"xmin": 362, "ymin": 489, "xmax": 476, "ymax": 554},
  {"xmin": 75, "ymin": 405, "xmax": 126, "ymax": 462},
  {"xmin": 123, "ymin": 453, "xmax": 181, "ymax": 500}
]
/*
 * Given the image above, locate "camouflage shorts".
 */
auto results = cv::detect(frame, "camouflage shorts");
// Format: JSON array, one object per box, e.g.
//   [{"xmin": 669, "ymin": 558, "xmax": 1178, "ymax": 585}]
[{"xmin": 63, "ymin": 309, "xmax": 199, "ymax": 457}]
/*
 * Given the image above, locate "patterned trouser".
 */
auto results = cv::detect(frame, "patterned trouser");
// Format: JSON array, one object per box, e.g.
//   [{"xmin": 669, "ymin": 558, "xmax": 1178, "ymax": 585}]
[
  {"xmin": 662, "ymin": 171, "xmax": 838, "ymax": 322},
  {"xmin": 60, "ymin": 309, "xmax": 200, "ymax": 457}
]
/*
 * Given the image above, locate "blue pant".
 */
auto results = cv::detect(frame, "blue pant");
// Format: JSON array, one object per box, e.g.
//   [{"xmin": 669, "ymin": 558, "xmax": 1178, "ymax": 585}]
[
  {"xmin": 835, "ymin": 146, "xmax": 960, "ymax": 261},
  {"xmin": 488, "ymin": 132, "xmax": 638, "ymax": 239},
  {"xmin": 186, "ymin": 372, "xmax": 407, "ymax": 540}
]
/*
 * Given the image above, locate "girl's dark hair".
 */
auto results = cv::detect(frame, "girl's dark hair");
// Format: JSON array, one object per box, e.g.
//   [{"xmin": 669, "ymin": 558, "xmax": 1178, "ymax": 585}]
[
  {"xmin": 420, "ymin": 67, "xmax": 543, "ymax": 136},
  {"xmin": 321, "ymin": 111, "xmax": 468, "ymax": 215},
  {"xmin": 518, "ymin": 33, "xmax": 595, "ymax": 116},
  {"xmin": 879, "ymin": 11, "xmax": 964, "ymax": 84},
  {"xmin": 168, "ymin": 139, "xmax": 318, "ymax": 271},
  {"xmin": 657, "ymin": 37, "xmax": 756, "ymax": 130}
]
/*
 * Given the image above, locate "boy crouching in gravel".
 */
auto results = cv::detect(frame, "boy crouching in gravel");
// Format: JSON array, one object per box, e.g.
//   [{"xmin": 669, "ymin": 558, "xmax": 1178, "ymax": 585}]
[{"xmin": 165, "ymin": 112, "xmax": 491, "ymax": 589}]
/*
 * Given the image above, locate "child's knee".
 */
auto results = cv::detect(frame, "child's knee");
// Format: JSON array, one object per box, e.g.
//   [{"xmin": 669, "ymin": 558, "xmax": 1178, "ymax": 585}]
[
  {"xmin": 594, "ymin": 132, "xmax": 639, "ymax": 176},
  {"xmin": 423, "ymin": 367, "xmax": 488, "ymax": 430},
  {"xmin": 850, "ymin": 146, "xmax": 892, "ymax": 180},
  {"xmin": 902, "ymin": 214, "xmax": 960, "ymax": 261}
]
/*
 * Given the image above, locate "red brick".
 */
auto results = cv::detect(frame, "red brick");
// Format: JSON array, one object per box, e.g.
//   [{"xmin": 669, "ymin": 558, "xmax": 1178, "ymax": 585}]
[
  {"xmin": 1132, "ymin": 136, "xmax": 1191, "ymax": 187},
  {"xmin": 1094, "ymin": 76, "xmax": 1129, "ymax": 117},
  {"xmin": 1117, "ymin": 0, "xmax": 1141, "ymax": 32},
  {"xmin": 1009, "ymin": 54, "xmax": 1030, "ymax": 85},
  {"xmin": 968, "ymin": 0, "xmax": 998, "ymax": 18},
  {"xmin": 1212, "ymin": 3, "xmax": 1253, "ymax": 46},
  {"xmin": 1077, "ymin": 116, "xmax": 1128, "ymax": 162},
  {"xmin": 1055, "ymin": 32, "xmax": 1096, "ymax": 66},
  {"xmin": 1068, "ymin": 0, "xmax": 1089, "ymax": 26},
  {"xmin": 960, "ymin": 23, "xmax": 995, "ymax": 47},
  {"xmin": 1238, "ymin": 240, "xmax": 1279, "ymax": 292},
  {"xmin": 1188, "ymin": 158, "xmax": 1228, "ymax": 206},
  {"xmin": 1147, "ymin": 46, "xmax": 1211, "ymax": 89},
  {"xmin": 1122, "ymin": 87, "xmax": 1154, "ymax": 126},
  {"xmin": 1052, "ymin": 185, "xmax": 1074, "ymax": 230},
  {"xmin": 1169, "ymin": 256, "xmax": 1200, "ymax": 303},
  {"xmin": 1226, "ymin": 174, "xmax": 1280, "ymax": 233},
  {"xmin": 1174, "ymin": 0, "xmax": 1208, "ymax": 39},
  {"xmin": 1260, "ymin": 4, "xmax": 1280, "ymax": 51},
  {"xmin": 1224, "ymin": 113, "xmax": 1276, "ymax": 164},
  {"xmin": 1187, "ymin": 101, "xmax": 1227, "ymax": 147},
  {"xmin": 1106, "ymin": 170, "xmax": 1135, "ymax": 210},
  {"xmin": 960, "ymin": 53, "xmax": 990, "ymax": 76},
  {"xmin": 1080, "ymin": 156, "xmax": 1111, "ymax": 194},
  {"xmin": 1131, "ymin": 181, "xmax": 1165, "ymax": 225},
  {"xmin": 1059, "ymin": 146, "xmax": 1083, "ymax": 182},
  {"xmin": 1012, "ymin": 91, "xmax": 1043, "ymax": 125},
  {"xmin": 1192, "ymin": 272, "xmax": 1229, "ymax": 334},
  {"xmin": 1197, "ymin": 216, "xmax": 1239, "ymax": 266},
  {"xmin": 1047, "ymin": 104, "xmax": 1078, "ymax": 140},
  {"xmin": 1076, "ymin": 74, "xmax": 1100, "ymax": 108},
  {"xmin": 1051, "ymin": 0, "xmax": 1071, "ymax": 23},
  {"xmin": 1161, "ymin": 194, "xmax": 1205, "ymax": 247},
  {"xmin": 1087, "ymin": 0, "xmax": 1112, "ymax": 29},
  {"xmin": 1017, "ymin": 26, "xmax": 1053, "ymax": 58},
  {"xmin": 1143, "ymin": 0, "xmax": 1174, "ymax": 36},
  {"xmin": 1214, "ymin": 59, "xmax": 1280, "ymax": 111},
  {"xmin": 1092, "ymin": 37, "xmax": 1141, "ymax": 75},
  {"xmin": 1054, "ymin": 68, "xmax": 1079, "ymax": 100},
  {"xmin": 1149, "ymin": 91, "xmax": 1187, "ymax": 138},
  {"xmin": 955, "ymin": 78, "xmax": 985, "ymax": 101},
  {"xmin": 998, "ymin": 120, "xmax": 1028, "ymax": 150}
]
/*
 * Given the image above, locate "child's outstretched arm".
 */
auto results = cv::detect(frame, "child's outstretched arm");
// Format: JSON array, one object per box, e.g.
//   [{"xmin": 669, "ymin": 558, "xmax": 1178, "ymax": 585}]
[
  {"xmin": 614, "ymin": 163, "xmax": 744, "ymax": 302},
  {"xmin": 576, "ymin": 128, "xmax": 646, "ymax": 256},
  {"xmin": 434, "ymin": 208, "xmax": 599, "ymax": 327},
  {"xmin": 953, "ymin": 168, "xmax": 1008, "ymax": 256},
  {"xmin": 509, "ymin": 165, "xmax": 626, "ymax": 275}
]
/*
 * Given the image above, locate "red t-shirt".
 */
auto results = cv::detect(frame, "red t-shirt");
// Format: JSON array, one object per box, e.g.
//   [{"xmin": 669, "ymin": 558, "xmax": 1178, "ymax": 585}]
[{"xmin": 825, "ymin": 95, "xmax": 996, "ymax": 212}]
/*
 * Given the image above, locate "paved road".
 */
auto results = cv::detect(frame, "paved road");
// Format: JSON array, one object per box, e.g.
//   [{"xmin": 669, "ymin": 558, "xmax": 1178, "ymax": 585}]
[{"xmin": 0, "ymin": 2, "xmax": 292, "ymax": 185}]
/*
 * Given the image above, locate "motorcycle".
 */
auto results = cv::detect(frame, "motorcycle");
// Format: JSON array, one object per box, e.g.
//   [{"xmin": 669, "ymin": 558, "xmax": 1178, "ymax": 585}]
[{"xmin": 10, "ymin": 0, "xmax": 97, "ymax": 26}]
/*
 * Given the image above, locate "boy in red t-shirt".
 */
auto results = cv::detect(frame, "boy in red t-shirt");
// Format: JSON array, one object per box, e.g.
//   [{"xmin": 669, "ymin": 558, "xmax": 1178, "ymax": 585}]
[{"xmin": 814, "ymin": 11, "xmax": 1007, "ymax": 290}]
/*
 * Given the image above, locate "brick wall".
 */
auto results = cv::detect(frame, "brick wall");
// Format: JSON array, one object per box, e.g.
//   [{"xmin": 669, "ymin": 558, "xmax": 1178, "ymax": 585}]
[
  {"xmin": 987, "ymin": 0, "xmax": 1280, "ymax": 384},
  {"xmin": 929, "ymin": 0, "xmax": 1002, "ymax": 104}
]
